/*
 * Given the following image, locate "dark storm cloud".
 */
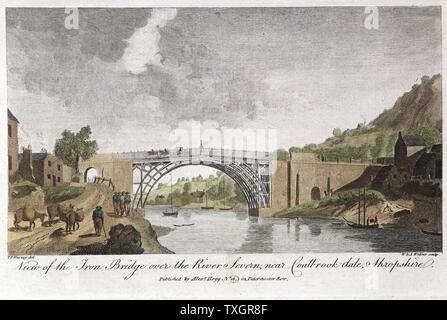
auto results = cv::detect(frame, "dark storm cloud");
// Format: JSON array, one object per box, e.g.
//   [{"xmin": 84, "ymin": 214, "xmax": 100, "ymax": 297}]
[{"xmin": 7, "ymin": 8, "xmax": 152, "ymax": 63}]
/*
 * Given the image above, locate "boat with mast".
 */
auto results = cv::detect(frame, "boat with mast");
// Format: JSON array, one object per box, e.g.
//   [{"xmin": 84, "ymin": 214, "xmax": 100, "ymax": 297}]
[
  {"xmin": 344, "ymin": 186, "xmax": 378, "ymax": 229},
  {"xmin": 201, "ymin": 179, "xmax": 214, "ymax": 210},
  {"xmin": 163, "ymin": 174, "xmax": 178, "ymax": 216}
]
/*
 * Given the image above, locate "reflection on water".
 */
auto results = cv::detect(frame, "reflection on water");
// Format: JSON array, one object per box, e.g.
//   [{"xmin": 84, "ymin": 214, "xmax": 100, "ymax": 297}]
[
  {"xmin": 309, "ymin": 224, "xmax": 322, "ymax": 237},
  {"xmin": 181, "ymin": 211, "xmax": 192, "ymax": 221},
  {"xmin": 237, "ymin": 217, "xmax": 273, "ymax": 253},
  {"xmin": 145, "ymin": 207, "xmax": 441, "ymax": 254}
]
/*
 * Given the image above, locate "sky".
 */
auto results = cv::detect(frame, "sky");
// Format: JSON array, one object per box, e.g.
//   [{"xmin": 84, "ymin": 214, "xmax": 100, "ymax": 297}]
[{"xmin": 7, "ymin": 7, "xmax": 442, "ymax": 157}]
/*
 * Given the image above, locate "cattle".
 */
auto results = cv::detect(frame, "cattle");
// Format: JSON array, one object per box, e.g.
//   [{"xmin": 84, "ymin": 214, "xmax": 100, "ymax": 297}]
[{"xmin": 14, "ymin": 205, "xmax": 46, "ymax": 231}]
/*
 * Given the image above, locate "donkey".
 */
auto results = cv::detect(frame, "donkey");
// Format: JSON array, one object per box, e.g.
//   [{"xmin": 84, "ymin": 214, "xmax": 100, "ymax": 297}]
[{"xmin": 14, "ymin": 206, "xmax": 46, "ymax": 231}]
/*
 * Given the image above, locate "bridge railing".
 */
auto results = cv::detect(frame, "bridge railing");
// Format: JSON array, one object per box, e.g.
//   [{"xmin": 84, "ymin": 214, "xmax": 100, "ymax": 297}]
[
  {"xmin": 92, "ymin": 176, "xmax": 115, "ymax": 191},
  {"xmin": 114, "ymin": 148, "xmax": 271, "ymax": 163}
]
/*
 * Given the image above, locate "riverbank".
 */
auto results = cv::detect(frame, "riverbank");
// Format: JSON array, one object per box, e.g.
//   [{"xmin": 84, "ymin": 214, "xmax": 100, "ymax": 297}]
[
  {"xmin": 8, "ymin": 184, "xmax": 173, "ymax": 255},
  {"xmin": 273, "ymin": 193, "xmax": 442, "ymax": 234}
]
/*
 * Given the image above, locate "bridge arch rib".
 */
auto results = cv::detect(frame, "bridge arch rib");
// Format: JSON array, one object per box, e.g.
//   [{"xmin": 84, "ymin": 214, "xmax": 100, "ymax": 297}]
[
  {"xmin": 134, "ymin": 163, "xmax": 259, "ymax": 214},
  {"xmin": 132, "ymin": 161, "xmax": 267, "ymax": 216},
  {"xmin": 117, "ymin": 148, "xmax": 271, "ymax": 217}
]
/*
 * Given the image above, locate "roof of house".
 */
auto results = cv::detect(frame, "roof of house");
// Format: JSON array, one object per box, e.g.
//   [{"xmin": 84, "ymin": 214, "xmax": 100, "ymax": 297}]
[
  {"xmin": 402, "ymin": 134, "xmax": 426, "ymax": 146},
  {"xmin": 18, "ymin": 152, "xmax": 48, "ymax": 161},
  {"xmin": 430, "ymin": 144, "xmax": 442, "ymax": 154},
  {"xmin": 7, "ymin": 109, "xmax": 19, "ymax": 123},
  {"xmin": 414, "ymin": 152, "xmax": 437, "ymax": 169}
]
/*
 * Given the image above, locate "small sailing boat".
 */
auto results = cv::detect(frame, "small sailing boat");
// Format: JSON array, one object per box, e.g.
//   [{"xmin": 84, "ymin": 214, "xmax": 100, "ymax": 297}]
[
  {"xmin": 344, "ymin": 187, "xmax": 379, "ymax": 229},
  {"xmin": 201, "ymin": 179, "xmax": 214, "ymax": 210},
  {"xmin": 174, "ymin": 223, "xmax": 194, "ymax": 227},
  {"xmin": 219, "ymin": 177, "xmax": 233, "ymax": 211},
  {"xmin": 163, "ymin": 174, "xmax": 178, "ymax": 217}
]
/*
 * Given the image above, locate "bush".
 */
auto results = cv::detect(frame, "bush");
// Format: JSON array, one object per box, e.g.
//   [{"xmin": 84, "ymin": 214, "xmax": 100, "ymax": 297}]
[
  {"xmin": 12, "ymin": 180, "xmax": 39, "ymax": 198},
  {"xmin": 318, "ymin": 188, "xmax": 385, "ymax": 208},
  {"xmin": 43, "ymin": 185, "xmax": 85, "ymax": 203}
]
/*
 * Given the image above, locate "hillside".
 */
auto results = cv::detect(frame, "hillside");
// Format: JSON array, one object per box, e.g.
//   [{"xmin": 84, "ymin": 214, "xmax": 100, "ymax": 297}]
[
  {"xmin": 146, "ymin": 173, "xmax": 247, "ymax": 208},
  {"xmin": 373, "ymin": 74, "xmax": 441, "ymax": 131},
  {"xmin": 293, "ymin": 74, "xmax": 442, "ymax": 161}
]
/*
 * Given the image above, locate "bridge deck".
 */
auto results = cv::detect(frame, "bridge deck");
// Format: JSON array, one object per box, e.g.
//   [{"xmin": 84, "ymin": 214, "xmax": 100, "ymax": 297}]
[{"xmin": 114, "ymin": 148, "xmax": 271, "ymax": 165}]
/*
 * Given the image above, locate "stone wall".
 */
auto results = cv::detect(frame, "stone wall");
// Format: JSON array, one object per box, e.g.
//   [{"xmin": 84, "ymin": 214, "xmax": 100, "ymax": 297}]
[
  {"xmin": 79, "ymin": 153, "xmax": 133, "ymax": 193},
  {"xmin": 260, "ymin": 159, "xmax": 383, "ymax": 217},
  {"xmin": 63, "ymin": 164, "xmax": 74, "ymax": 183},
  {"xmin": 8, "ymin": 117, "xmax": 19, "ymax": 180},
  {"xmin": 290, "ymin": 161, "xmax": 379, "ymax": 205}
]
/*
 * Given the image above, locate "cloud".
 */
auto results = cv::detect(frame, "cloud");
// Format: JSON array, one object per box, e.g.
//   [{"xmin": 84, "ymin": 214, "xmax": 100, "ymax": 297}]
[{"xmin": 122, "ymin": 8, "xmax": 177, "ymax": 74}]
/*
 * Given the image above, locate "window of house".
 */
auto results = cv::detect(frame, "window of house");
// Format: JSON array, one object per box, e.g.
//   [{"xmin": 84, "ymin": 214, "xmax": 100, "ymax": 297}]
[
  {"xmin": 8, "ymin": 156, "xmax": 12, "ymax": 170},
  {"xmin": 57, "ymin": 177, "xmax": 61, "ymax": 182},
  {"xmin": 47, "ymin": 174, "xmax": 51, "ymax": 179},
  {"xmin": 8, "ymin": 125, "xmax": 12, "ymax": 137},
  {"xmin": 58, "ymin": 164, "xmax": 61, "ymax": 171},
  {"xmin": 48, "ymin": 161, "xmax": 52, "ymax": 167}
]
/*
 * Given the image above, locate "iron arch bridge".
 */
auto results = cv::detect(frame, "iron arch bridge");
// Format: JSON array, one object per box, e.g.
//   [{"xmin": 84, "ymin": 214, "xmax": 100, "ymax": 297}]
[{"xmin": 115, "ymin": 148, "xmax": 271, "ymax": 216}]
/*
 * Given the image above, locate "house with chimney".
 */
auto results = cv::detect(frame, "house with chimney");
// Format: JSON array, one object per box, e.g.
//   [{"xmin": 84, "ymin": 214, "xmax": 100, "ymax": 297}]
[
  {"xmin": 7, "ymin": 109, "xmax": 19, "ymax": 181},
  {"xmin": 19, "ymin": 148, "xmax": 64, "ymax": 187},
  {"xmin": 372, "ymin": 131, "xmax": 442, "ymax": 194},
  {"xmin": 394, "ymin": 131, "xmax": 428, "ymax": 168}
]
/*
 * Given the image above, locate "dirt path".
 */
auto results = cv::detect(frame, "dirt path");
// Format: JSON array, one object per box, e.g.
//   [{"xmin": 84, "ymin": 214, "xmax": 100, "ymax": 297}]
[{"xmin": 8, "ymin": 184, "xmax": 170, "ymax": 255}]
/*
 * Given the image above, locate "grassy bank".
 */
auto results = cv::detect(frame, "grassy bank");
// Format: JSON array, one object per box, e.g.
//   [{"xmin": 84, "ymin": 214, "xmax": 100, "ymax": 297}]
[
  {"xmin": 275, "ymin": 188, "xmax": 386, "ymax": 219},
  {"xmin": 11, "ymin": 180, "xmax": 40, "ymax": 198},
  {"xmin": 43, "ymin": 185, "xmax": 85, "ymax": 203}
]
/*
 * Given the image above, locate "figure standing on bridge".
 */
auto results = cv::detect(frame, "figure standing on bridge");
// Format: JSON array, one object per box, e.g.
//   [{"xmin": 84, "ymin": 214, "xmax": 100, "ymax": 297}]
[{"xmin": 124, "ymin": 192, "xmax": 132, "ymax": 216}]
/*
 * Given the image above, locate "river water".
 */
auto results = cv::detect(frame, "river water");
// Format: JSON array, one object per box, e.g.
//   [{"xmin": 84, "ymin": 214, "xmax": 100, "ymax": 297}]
[{"xmin": 145, "ymin": 207, "xmax": 442, "ymax": 253}]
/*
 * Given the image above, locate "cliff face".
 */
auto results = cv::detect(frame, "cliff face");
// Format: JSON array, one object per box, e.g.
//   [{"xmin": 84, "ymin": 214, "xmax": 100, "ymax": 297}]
[
  {"xmin": 317, "ymin": 74, "xmax": 442, "ymax": 153},
  {"xmin": 372, "ymin": 74, "xmax": 442, "ymax": 131}
]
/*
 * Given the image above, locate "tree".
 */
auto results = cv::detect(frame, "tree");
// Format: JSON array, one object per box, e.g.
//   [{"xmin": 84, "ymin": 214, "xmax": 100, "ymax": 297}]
[
  {"xmin": 274, "ymin": 149, "xmax": 289, "ymax": 160},
  {"xmin": 183, "ymin": 182, "xmax": 192, "ymax": 195},
  {"xmin": 385, "ymin": 133, "xmax": 397, "ymax": 157},
  {"xmin": 288, "ymin": 146, "xmax": 301, "ymax": 153},
  {"xmin": 234, "ymin": 184, "xmax": 246, "ymax": 203},
  {"xmin": 371, "ymin": 133, "xmax": 385, "ymax": 160},
  {"xmin": 54, "ymin": 126, "xmax": 98, "ymax": 173},
  {"xmin": 218, "ymin": 176, "xmax": 233, "ymax": 199},
  {"xmin": 332, "ymin": 127, "xmax": 342, "ymax": 137},
  {"xmin": 408, "ymin": 126, "xmax": 441, "ymax": 146}
]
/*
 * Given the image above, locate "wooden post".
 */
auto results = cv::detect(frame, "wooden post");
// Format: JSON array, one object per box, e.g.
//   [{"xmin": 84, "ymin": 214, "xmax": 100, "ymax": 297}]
[
  {"xmin": 358, "ymin": 189, "xmax": 361, "ymax": 225},
  {"xmin": 363, "ymin": 186, "xmax": 366, "ymax": 226},
  {"xmin": 139, "ymin": 167, "xmax": 143, "ymax": 208}
]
